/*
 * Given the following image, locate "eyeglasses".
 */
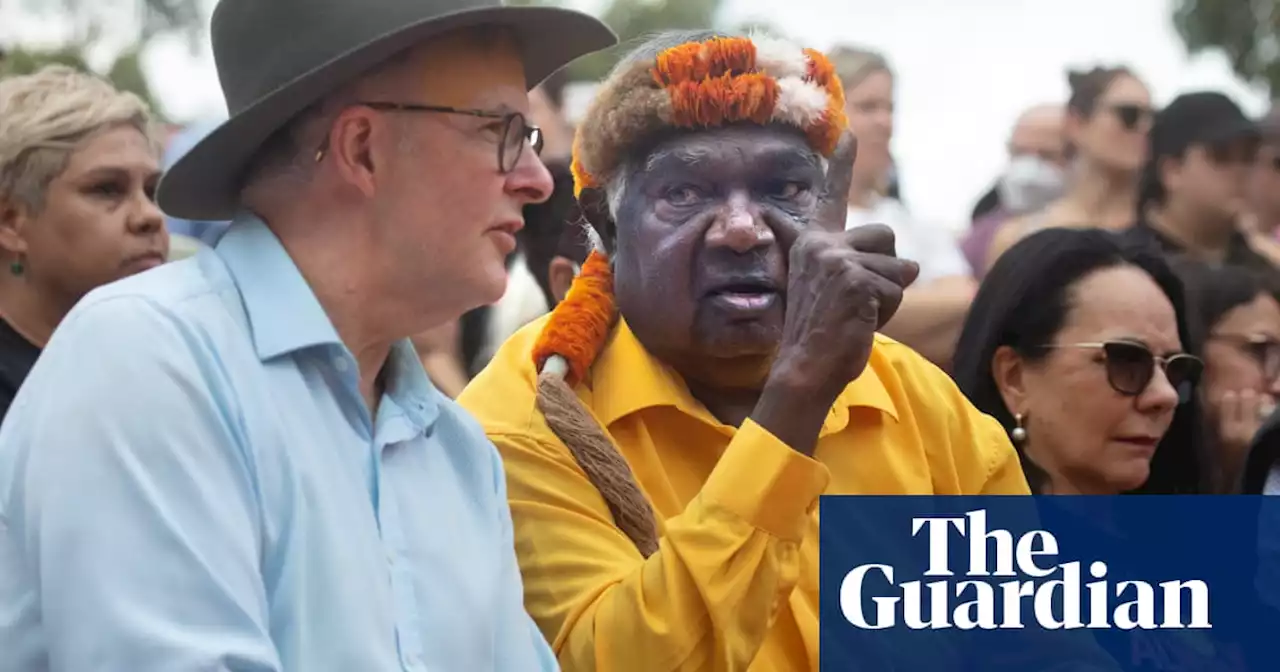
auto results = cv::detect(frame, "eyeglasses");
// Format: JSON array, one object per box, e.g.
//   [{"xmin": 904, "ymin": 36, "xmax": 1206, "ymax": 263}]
[
  {"xmin": 1040, "ymin": 341, "xmax": 1203, "ymax": 401},
  {"xmin": 1107, "ymin": 104, "xmax": 1153, "ymax": 131},
  {"xmin": 314, "ymin": 102, "xmax": 543, "ymax": 173},
  {"xmin": 1210, "ymin": 333, "xmax": 1280, "ymax": 382}
]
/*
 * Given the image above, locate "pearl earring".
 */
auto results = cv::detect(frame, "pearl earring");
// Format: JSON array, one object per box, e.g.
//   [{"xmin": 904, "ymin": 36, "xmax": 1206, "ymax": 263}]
[{"xmin": 1011, "ymin": 413, "xmax": 1027, "ymax": 444}]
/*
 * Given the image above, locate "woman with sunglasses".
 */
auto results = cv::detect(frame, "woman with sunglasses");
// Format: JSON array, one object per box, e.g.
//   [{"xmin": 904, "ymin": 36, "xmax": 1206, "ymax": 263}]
[
  {"xmin": 1173, "ymin": 259, "xmax": 1280, "ymax": 492},
  {"xmin": 985, "ymin": 66, "xmax": 1153, "ymax": 273},
  {"xmin": 954, "ymin": 227, "xmax": 1206, "ymax": 495}
]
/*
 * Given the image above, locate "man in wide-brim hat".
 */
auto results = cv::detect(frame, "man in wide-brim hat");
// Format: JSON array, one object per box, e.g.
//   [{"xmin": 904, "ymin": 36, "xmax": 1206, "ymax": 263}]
[{"xmin": 0, "ymin": 0, "xmax": 613, "ymax": 670}]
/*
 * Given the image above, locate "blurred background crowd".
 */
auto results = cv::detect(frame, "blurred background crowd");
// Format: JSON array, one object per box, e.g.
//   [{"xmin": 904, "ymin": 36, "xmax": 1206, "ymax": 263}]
[{"xmin": 5, "ymin": 0, "xmax": 1280, "ymax": 495}]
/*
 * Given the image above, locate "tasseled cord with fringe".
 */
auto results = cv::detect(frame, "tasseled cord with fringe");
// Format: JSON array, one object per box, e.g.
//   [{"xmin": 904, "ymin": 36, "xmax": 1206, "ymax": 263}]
[{"xmin": 531, "ymin": 251, "xmax": 660, "ymax": 558}]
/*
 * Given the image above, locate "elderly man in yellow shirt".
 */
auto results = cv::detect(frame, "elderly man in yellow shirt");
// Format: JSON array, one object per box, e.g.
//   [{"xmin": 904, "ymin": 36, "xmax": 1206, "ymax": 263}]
[{"xmin": 458, "ymin": 30, "xmax": 1032, "ymax": 671}]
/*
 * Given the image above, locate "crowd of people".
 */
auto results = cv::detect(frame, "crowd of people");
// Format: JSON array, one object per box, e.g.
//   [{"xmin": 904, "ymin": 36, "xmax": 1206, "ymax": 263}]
[{"xmin": 0, "ymin": 0, "xmax": 1279, "ymax": 669}]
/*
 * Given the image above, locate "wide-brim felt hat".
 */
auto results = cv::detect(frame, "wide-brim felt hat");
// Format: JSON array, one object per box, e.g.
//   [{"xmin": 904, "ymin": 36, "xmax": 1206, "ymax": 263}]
[{"xmin": 157, "ymin": 0, "xmax": 616, "ymax": 221}]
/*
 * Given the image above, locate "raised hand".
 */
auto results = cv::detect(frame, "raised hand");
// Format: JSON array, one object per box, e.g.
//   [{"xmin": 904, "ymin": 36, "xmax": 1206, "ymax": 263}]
[{"xmin": 751, "ymin": 132, "xmax": 920, "ymax": 454}]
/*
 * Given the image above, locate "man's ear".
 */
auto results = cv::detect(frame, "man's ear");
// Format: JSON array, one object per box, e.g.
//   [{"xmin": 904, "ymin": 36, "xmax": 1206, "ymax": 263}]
[{"xmin": 547, "ymin": 256, "xmax": 579, "ymax": 304}]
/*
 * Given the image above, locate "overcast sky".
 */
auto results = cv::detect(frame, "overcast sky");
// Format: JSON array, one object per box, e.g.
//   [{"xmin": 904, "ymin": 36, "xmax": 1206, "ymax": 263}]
[{"xmin": 2, "ymin": 0, "xmax": 1270, "ymax": 228}]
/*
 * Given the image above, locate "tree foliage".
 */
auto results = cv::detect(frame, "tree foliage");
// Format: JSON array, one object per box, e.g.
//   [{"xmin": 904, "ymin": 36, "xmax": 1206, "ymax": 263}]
[
  {"xmin": 1172, "ymin": 0, "xmax": 1280, "ymax": 95},
  {"xmin": 0, "ymin": 44, "xmax": 163, "ymax": 119},
  {"xmin": 13, "ymin": 0, "xmax": 204, "ymax": 48},
  {"xmin": 2, "ymin": 0, "xmax": 206, "ymax": 120}
]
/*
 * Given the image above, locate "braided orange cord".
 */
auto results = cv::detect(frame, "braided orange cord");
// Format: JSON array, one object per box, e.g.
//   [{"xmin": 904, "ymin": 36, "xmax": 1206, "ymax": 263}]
[{"xmin": 531, "ymin": 250, "xmax": 616, "ymax": 385}]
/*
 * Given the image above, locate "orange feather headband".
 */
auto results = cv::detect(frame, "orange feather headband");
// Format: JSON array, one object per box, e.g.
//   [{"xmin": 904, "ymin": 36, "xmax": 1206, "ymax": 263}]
[{"xmin": 534, "ymin": 36, "xmax": 848, "ymax": 384}]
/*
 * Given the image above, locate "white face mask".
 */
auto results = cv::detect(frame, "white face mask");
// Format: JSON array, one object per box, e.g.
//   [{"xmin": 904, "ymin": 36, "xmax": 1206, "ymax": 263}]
[{"xmin": 997, "ymin": 155, "xmax": 1066, "ymax": 216}]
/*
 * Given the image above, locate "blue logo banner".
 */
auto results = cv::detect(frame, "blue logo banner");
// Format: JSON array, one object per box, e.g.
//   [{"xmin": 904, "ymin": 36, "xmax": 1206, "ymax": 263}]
[{"xmin": 819, "ymin": 496, "xmax": 1280, "ymax": 671}]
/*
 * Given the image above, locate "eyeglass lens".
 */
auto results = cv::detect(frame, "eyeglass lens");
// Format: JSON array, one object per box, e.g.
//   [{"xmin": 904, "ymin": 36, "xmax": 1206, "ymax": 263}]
[
  {"xmin": 1111, "ymin": 104, "xmax": 1149, "ymax": 131},
  {"xmin": 499, "ymin": 113, "xmax": 544, "ymax": 173},
  {"xmin": 1102, "ymin": 341, "xmax": 1202, "ymax": 400}
]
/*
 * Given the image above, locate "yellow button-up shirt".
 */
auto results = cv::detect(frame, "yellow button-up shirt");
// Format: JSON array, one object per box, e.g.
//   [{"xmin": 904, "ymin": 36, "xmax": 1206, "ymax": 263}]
[{"xmin": 459, "ymin": 318, "xmax": 1029, "ymax": 671}]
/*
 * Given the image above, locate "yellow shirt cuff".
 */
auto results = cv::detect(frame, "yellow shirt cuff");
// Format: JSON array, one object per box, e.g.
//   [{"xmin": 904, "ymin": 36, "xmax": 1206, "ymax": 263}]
[{"xmin": 700, "ymin": 419, "xmax": 831, "ymax": 541}]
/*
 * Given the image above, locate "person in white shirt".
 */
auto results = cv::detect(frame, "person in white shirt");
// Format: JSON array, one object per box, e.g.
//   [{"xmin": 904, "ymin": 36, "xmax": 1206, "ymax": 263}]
[{"xmin": 830, "ymin": 45, "xmax": 975, "ymax": 367}]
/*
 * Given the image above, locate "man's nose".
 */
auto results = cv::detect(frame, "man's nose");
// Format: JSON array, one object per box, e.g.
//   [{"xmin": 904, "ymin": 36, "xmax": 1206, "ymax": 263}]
[
  {"xmin": 506, "ymin": 148, "xmax": 554, "ymax": 205},
  {"xmin": 704, "ymin": 192, "xmax": 773, "ymax": 254}
]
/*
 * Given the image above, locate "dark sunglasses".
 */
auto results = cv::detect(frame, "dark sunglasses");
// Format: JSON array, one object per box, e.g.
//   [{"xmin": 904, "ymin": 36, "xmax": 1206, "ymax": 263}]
[
  {"xmin": 1107, "ymin": 104, "xmax": 1153, "ymax": 131},
  {"xmin": 314, "ymin": 101, "xmax": 543, "ymax": 173},
  {"xmin": 1210, "ymin": 333, "xmax": 1280, "ymax": 382},
  {"xmin": 1041, "ymin": 341, "xmax": 1202, "ymax": 401}
]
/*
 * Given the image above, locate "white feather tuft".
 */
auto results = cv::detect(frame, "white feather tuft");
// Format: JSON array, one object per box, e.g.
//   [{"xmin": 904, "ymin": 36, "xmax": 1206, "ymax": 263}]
[
  {"xmin": 773, "ymin": 78, "xmax": 830, "ymax": 127},
  {"xmin": 750, "ymin": 36, "xmax": 807, "ymax": 78}
]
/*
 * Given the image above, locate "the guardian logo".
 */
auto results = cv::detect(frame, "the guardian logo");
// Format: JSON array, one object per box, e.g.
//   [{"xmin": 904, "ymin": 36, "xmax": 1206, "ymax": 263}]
[{"xmin": 839, "ymin": 510, "xmax": 1211, "ymax": 631}]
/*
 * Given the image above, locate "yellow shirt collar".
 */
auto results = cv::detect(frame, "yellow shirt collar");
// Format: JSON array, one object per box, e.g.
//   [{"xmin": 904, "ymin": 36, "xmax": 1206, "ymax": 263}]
[{"xmin": 589, "ymin": 318, "xmax": 899, "ymax": 434}]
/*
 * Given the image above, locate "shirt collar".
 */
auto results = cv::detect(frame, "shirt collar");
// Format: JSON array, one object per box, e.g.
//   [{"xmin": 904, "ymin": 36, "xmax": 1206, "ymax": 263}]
[
  {"xmin": 591, "ymin": 319, "xmax": 898, "ymax": 435},
  {"xmin": 216, "ymin": 214, "xmax": 343, "ymax": 361},
  {"xmin": 378, "ymin": 339, "xmax": 441, "ymax": 432}
]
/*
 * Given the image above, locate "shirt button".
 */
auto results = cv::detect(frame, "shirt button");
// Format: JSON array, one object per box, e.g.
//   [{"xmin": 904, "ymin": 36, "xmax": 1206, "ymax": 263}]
[{"xmin": 333, "ymin": 357, "xmax": 350, "ymax": 373}]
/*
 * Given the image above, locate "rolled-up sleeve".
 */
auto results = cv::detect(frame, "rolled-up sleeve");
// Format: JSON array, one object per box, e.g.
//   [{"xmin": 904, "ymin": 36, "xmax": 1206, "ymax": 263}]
[
  {"xmin": 0, "ymin": 297, "xmax": 280, "ymax": 671},
  {"xmin": 494, "ymin": 418, "xmax": 829, "ymax": 672}
]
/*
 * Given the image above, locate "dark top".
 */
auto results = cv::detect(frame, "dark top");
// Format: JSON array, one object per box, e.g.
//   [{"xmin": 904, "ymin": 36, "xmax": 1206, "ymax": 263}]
[
  {"xmin": 1122, "ymin": 219, "xmax": 1276, "ymax": 277},
  {"xmin": 0, "ymin": 316, "xmax": 41, "ymax": 424},
  {"xmin": 1244, "ymin": 406, "xmax": 1280, "ymax": 493}
]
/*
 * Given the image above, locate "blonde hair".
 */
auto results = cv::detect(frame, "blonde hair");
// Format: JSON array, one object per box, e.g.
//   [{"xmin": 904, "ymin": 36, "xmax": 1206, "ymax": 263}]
[
  {"xmin": 0, "ymin": 65, "xmax": 155, "ymax": 213},
  {"xmin": 828, "ymin": 45, "xmax": 892, "ymax": 195},
  {"xmin": 827, "ymin": 45, "xmax": 891, "ymax": 92}
]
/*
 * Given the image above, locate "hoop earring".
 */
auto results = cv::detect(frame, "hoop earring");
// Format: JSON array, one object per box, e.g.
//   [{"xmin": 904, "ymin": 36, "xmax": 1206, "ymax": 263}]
[{"xmin": 1011, "ymin": 413, "xmax": 1027, "ymax": 445}]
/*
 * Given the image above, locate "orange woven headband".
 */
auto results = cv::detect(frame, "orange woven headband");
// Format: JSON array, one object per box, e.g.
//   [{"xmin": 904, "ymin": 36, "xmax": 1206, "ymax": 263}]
[{"xmin": 569, "ymin": 36, "xmax": 848, "ymax": 198}]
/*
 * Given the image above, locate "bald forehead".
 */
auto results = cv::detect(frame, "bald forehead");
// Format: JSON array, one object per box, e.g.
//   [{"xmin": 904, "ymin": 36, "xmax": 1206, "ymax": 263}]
[
  {"xmin": 1009, "ymin": 104, "xmax": 1065, "ymax": 158},
  {"xmin": 1014, "ymin": 104, "xmax": 1064, "ymax": 134}
]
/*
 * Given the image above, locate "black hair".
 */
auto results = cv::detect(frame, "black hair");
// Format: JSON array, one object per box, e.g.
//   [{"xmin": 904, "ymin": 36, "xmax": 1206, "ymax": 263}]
[
  {"xmin": 1063, "ymin": 65, "xmax": 1136, "ymax": 162},
  {"xmin": 952, "ymin": 227, "xmax": 1205, "ymax": 494},
  {"xmin": 1171, "ymin": 258, "xmax": 1279, "ymax": 345},
  {"xmin": 517, "ymin": 159, "xmax": 590, "ymax": 309},
  {"xmin": 540, "ymin": 68, "xmax": 568, "ymax": 110},
  {"xmin": 971, "ymin": 183, "xmax": 1002, "ymax": 221},
  {"xmin": 1067, "ymin": 65, "xmax": 1134, "ymax": 118}
]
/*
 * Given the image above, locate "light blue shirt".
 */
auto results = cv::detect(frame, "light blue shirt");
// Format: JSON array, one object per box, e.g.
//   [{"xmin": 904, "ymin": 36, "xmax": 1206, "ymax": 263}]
[{"xmin": 0, "ymin": 215, "xmax": 557, "ymax": 672}]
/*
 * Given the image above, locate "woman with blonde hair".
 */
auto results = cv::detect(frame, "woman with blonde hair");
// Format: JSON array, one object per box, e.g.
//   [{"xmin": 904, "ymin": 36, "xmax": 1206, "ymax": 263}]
[
  {"xmin": 0, "ymin": 65, "xmax": 166, "ymax": 419},
  {"xmin": 829, "ymin": 44, "xmax": 976, "ymax": 367}
]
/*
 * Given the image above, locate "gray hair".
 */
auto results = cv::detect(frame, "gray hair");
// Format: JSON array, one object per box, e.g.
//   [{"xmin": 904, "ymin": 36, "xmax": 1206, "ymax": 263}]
[{"xmin": 0, "ymin": 65, "xmax": 155, "ymax": 213}]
